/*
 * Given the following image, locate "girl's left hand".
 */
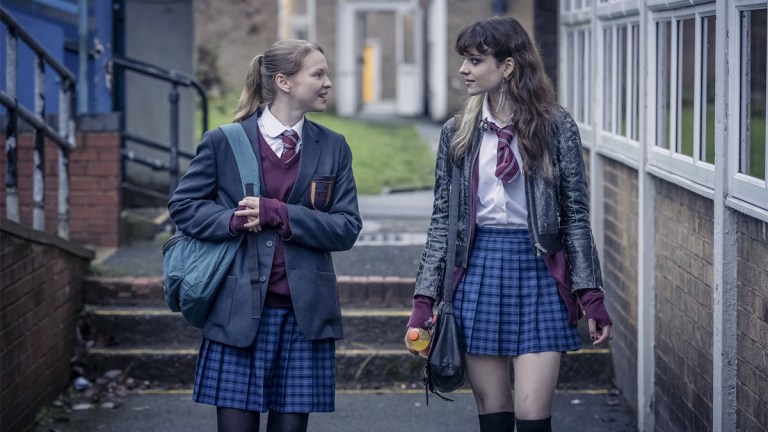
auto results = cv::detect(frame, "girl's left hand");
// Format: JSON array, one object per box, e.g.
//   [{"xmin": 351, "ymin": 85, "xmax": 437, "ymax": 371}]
[{"xmin": 236, "ymin": 196, "xmax": 262, "ymax": 232}]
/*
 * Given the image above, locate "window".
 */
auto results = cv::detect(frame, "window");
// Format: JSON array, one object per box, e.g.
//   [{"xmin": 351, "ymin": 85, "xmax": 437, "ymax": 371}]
[
  {"xmin": 741, "ymin": 8, "xmax": 766, "ymax": 181},
  {"xmin": 279, "ymin": 0, "xmax": 316, "ymax": 41},
  {"xmin": 729, "ymin": 3, "xmax": 768, "ymax": 215},
  {"xmin": 564, "ymin": 26, "xmax": 592, "ymax": 126},
  {"xmin": 603, "ymin": 21, "xmax": 640, "ymax": 141},
  {"xmin": 649, "ymin": 5, "xmax": 717, "ymax": 189}
]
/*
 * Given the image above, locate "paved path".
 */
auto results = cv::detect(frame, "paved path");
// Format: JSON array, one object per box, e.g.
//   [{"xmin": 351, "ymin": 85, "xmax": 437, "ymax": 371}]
[{"xmin": 34, "ymin": 389, "xmax": 636, "ymax": 432}]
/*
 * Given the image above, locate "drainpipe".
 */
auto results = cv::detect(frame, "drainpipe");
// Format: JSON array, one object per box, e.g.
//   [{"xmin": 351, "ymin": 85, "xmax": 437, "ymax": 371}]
[{"xmin": 78, "ymin": 0, "xmax": 88, "ymax": 113}]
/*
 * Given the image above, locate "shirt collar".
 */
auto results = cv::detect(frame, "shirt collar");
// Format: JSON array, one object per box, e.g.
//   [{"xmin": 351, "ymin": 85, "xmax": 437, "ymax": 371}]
[{"xmin": 261, "ymin": 105, "xmax": 305, "ymax": 141}]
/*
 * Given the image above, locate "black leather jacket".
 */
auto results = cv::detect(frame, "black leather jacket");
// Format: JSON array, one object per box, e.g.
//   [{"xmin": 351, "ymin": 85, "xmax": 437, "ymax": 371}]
[{"xmin": 414, "ymin": 107, "xmax": 603, "ymax": 301}]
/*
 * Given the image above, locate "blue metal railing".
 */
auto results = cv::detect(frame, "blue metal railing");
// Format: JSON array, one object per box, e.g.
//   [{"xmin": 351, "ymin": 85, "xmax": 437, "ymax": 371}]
[
  {"xmin": 109, "ymin": 56, "xmax": 208, "ymax": 201},
  {"xmin": 1, "ymin": 6, "xmax": 77, "ymax": 239}
]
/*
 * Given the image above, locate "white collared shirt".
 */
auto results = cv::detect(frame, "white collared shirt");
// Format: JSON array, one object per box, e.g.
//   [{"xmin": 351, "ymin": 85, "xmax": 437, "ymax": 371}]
[
  {"xmin": 476, "ymin": 95, "xmax": 527, "ymax": 227},
  {"xmin": 257, "ymin": 105, "xmax": 305, "ymax": 158}
]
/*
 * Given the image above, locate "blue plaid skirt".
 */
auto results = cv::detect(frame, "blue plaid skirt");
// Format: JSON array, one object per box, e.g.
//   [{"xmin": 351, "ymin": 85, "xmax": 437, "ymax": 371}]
[
  {"xmin": 192, "ymin": 307, "xmax": 335, "ymax": 413},
  {"xmin": 454, "ymin": 226, "xmax": 581, "ymax": 356}
]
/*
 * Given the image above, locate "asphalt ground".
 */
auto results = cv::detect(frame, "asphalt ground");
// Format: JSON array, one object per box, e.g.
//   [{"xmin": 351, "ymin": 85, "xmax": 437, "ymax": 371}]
[{"xmin": 34, "ymin": 389, "xmax": 636, "ymax": 432}]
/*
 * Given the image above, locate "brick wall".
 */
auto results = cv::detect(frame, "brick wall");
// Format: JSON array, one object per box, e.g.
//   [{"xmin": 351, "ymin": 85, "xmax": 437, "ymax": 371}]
[
  {"xmin": 602, "ymin": 159, "xmax": 639, "ymax": 410},
  {"xmin": 0, "ymin": 115, "xmax": 121, "ymax": 248},
  {"xmin": 0, "ymin": 218, "xmax": 93, "ymax": 432},
  {"xmin": 654, "ymin": 180, "xmax": 714, "ymax": 432},
  {"xmin": 736, "ymin": 212, "xmax": 768, "ymax": 432}
]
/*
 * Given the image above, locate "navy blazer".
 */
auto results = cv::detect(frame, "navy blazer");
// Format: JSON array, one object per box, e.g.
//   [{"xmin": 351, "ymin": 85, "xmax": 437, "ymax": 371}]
[{"xmin": 168, "ymin": 112, "xmax": 362, "ymax": 346}]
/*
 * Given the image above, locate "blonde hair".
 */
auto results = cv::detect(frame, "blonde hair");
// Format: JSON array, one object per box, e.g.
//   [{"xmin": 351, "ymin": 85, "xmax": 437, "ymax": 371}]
[
  {"xmin": 451, "ymin": 16, "xmax": 556, "ymax": 180},
  {"xmin": 233, "ymin": 40, "xmax": 324, "ymax": 122}
]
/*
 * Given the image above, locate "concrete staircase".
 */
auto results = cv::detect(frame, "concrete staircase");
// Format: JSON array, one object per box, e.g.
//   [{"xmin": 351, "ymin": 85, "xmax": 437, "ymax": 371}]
[{"xmin": 81, "ymin": 275, "xmax": 614, "ymax": 391}]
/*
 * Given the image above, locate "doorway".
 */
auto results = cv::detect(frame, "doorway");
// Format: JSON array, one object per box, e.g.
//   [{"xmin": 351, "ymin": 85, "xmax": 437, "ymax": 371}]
[{"xmin": 336, "ymin": 0, "xmax": 423, "ymax": 117}]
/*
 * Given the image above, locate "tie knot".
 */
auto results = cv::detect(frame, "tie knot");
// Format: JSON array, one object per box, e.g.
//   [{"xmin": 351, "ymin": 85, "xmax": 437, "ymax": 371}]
[
  {"xmin": 281, "ymin": 130, "xmax": 298, "ymax": 148},
  {"xmin": 489, "ymin": 122, "xmax": 515, "ymax": 137}
]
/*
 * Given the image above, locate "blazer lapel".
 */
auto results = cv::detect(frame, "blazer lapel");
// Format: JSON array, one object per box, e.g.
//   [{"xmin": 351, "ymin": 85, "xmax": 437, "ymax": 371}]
[{"xmin": 287, "ymin": 120, "xmax": 322, "ymax": 204}]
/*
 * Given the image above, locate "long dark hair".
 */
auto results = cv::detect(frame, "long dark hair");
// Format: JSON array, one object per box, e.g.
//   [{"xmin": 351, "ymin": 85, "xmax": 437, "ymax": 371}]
[
  {"xmin": 233, "ymin": 40, "xmax": 324, "ymax": 122},
  {"xmin": 452, "ymin": 16, "xmax": 556, "ymax": 179}
]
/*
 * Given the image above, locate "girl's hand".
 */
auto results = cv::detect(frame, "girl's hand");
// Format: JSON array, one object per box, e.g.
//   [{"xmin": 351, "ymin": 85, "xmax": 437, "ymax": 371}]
[
  {"xmin": 403, "ymin": 328, "xmax": 430, "ymax": 358},
  {"xmin": 236, "ymin": 197, "xmax": 262, "ymax": 232}
]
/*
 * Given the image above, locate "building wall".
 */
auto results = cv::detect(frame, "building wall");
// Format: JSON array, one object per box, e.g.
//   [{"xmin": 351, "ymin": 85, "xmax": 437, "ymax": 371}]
[
  {"xmin": 736, "ymin": 213, "xmax": 768, "ymax": 432},
  {"xmin": 654, "ymin": 180, "xmax": 714, "ymax": 432},
  {"xmin": 0, "ymin": 115, "xmax": 122, "ymax": 248},
  {"xmin": 602, "ymin": 158, "xmax": 639, "ymax": 410},
  {"xmin": 0, "ymin": 219, "xmax": 92, "ymax": 432}
]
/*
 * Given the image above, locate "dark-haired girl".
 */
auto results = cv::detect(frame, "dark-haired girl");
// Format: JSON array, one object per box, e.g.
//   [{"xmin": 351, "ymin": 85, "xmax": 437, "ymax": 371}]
[{"xmin": 405, "ymin": 16, "xmax": 613, "ymax": 432}]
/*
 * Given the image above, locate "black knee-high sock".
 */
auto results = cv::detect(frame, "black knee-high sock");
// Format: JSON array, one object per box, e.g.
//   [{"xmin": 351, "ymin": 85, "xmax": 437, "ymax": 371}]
[
  {"xmin": 216, "ymin": 407, "xmax": 260, "ymax": 432},
  {"xmin": 266, "ymin": 412, "xmax": 309, "ymax": 432},
  {"xmin": 478, "ymin": 411, "xmax": 515, "ymax": 432},
  {"xmin": 515, "ymin": 416, "xmax": 552, "ymax": 432}
]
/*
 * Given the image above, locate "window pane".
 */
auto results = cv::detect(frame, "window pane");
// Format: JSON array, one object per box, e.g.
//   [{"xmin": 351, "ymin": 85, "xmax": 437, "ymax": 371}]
[
  {"xmin": 618, "ymin": 25, "xmax": 627, "ymax": 136},
  {"xmin": 567, "ymin": 30, "xmax": 575, "ymax": 113},
  {"xmin": 742, "ymin": 9, "xmax": 766, "ymax": 180},
  {"xmin": 679, "ymin": 18, "xmax": 695, "ymax": 157},
  {"xmin": 584, "ymin": 30, "xmax": 592, "ymax": 123},
  {"xmin": 657, "ymin": 21, "xmax": 672, "ymax": 149},
  {"xmin": 631, "ymin": 24, "xmax": 640, "ymax": 140},
  {"xmin": 701, "ymin": 16, "xmax": 716, "ymax": 164},
  {"xmin": 604, "ymin": 27, "xmax": 613, "ymax": 132},
  {"xmin": 576, "ymin": 30, "xmax": 585, "ymax": 122}
]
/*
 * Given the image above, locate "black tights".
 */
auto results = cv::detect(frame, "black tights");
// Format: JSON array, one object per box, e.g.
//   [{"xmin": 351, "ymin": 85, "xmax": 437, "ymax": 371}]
[{"xmin": 216, "ymin": 407, "xmax": 309, "ymax": 432}]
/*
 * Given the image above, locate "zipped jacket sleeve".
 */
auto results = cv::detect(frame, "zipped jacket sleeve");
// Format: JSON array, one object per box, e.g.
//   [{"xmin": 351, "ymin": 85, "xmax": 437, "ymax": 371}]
[
  {"xmin": 554, "ymin": 110, "xmax": 604, "ymax": 291},
  {"xmin": 414, "ymin": 118, "xmax": 457, "ymax": 300}
]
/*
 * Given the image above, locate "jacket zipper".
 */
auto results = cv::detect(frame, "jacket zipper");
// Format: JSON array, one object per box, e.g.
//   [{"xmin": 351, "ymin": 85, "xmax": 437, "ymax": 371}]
[{"xmin": 526, "ymin": 181, "xmax": 547, "ymax": 256}]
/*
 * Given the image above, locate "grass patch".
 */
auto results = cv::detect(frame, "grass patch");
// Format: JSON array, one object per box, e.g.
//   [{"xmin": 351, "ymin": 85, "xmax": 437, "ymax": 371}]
[
  {"xmin": 306, "ymin": 113, "xmax": 435, "ymax": 195},
  {"xmin": 200, "ymin": 98, "xmax": 435, "ymax": 195}
]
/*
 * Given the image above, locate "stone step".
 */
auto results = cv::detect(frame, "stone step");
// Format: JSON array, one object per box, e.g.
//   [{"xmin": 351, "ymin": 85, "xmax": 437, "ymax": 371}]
[
  {"xmin": 84, "ymin": 275, "xmax": 416, "ymax": 308},
  {"xmin": 84, "ymin": 344, "xmax": 612, "ymax": 390},
  {"xmin": 85, "ymin": 306, "xmax": 599, "ymax": 349},
  {"xmin": 82, "ymin": 305, "xmax": 612, "ymax": 390}
]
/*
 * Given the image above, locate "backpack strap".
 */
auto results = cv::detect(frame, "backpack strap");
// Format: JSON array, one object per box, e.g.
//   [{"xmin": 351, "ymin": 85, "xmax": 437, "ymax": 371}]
[{"xmin": 219, "ymin": 123, "xmax": 261, "ymax": 197}]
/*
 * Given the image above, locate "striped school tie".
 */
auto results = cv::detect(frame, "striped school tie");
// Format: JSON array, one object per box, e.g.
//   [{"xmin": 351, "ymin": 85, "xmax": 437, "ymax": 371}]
[
  {"xmin": 280, "ymin": 130, "xmax": 298, "ymax": 162},
  {"xmin": 489, "ymin": 122, "xmax": 521, "ymax": 183}
]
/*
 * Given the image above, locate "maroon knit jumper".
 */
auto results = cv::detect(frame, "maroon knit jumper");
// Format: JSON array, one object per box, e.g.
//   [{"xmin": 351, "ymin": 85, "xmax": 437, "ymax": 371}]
[{"xmin": 257, "ymin": 131, "xmax": 300, "ymax": 307}]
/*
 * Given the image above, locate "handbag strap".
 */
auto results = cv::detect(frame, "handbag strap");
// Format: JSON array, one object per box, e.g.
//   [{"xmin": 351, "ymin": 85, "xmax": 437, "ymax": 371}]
[
  {"xmin": 219, "ymin": 123, "xmax": 260, "ymax": 197},
  {"xmin": 440, "ymin": 164, "xmax": 461, "ymax": 305}
]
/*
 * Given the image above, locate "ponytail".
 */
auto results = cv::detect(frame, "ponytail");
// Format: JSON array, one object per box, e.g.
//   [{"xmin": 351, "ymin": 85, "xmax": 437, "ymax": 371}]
[{"xmin": 233, "ymin": 55, "xmax": 264, "ymax": 122}]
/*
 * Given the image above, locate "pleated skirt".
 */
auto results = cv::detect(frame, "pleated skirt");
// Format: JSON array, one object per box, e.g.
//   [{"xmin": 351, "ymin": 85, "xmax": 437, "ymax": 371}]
[
  {"xmin": 454, "ymin": 226, "xmax": 581, "ymax": 356},
  {"xmin": 192, "ymin": 306, "xmax": 336, "ymax": 413}
]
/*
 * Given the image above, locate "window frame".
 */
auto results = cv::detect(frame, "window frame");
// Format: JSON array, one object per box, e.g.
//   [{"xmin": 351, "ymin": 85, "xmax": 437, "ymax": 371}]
[
  {"xmin": 646, "ymin": 3, "xmax": 717, "ymax": 193},
  {"xmin": 597, "ymin": 16, "xmax": 642, "ymax": 167},
  {"xmin": 727, "ymin": 0, "xmax": 768, "ymax": 217}
]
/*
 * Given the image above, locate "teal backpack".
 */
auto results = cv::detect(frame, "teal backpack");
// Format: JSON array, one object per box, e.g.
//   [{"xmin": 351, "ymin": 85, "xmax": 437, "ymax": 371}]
[{"xmin": 162, "ymin": 123, "xmax": 259, "ymax": 328}]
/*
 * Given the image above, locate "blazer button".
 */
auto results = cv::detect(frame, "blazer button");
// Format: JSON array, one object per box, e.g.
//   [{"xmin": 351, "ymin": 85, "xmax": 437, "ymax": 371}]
[
  {"xmin": 266, "ymin": 240, "xmax": 274, "ymax": 247},
  {"xmin": 259, "ymin": 276, "xmax": 266, "ymax": 282}
]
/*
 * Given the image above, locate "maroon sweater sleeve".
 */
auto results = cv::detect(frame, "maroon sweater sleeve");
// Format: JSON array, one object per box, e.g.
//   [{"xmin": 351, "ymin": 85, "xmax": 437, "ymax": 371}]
[{"xmin": 259, "ymin": 197, "xmax": 291, "ymax": 237}]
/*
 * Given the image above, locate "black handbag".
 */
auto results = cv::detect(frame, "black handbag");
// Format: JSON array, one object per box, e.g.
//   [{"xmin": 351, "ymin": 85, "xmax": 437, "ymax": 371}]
[{"xmin": 423, "ymin": 165, "xmax": 466, "ymax": 402}]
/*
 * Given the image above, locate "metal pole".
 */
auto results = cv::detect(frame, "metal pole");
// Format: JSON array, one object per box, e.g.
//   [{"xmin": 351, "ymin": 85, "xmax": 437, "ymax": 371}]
[
  {"xmin": 5, "ymin": 27, "xmax": 19, "ymax": 222},
  {"xmin": 78, "ymin": 0, "xmax": 88, "ymax": 113},
  {"xmin": 169, "ymin": 84, "xmax": 180, "ymax": 197},
  {"xmin": 33, "ymin": 54, "xmax": 46, "ymax": 231}
]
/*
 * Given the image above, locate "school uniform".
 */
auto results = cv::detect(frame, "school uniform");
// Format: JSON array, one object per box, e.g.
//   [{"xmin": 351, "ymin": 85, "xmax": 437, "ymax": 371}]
[
  {"xmin": 169, "ymin": 107, "xmax": 361, "ymax": 412},
  {"xmin": 452, "ymin": 97, "xmax": 581, "ymax": 356}
]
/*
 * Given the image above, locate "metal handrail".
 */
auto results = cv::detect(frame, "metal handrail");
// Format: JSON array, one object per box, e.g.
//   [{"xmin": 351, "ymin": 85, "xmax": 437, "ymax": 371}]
[
  {"xmin": 1, "ymin": 5, "xmax": 76, "ymax": 239},
  {"xmin": 109, "ymin": 55, "xmax": 208, "ymax": 200}
]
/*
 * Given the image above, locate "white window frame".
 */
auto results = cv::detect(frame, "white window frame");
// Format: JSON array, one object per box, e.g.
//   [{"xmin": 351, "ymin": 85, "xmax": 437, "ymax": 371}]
[
  {"xmin": 647, "ymin": 3, "xmax": 717, "ymax": 196},
  {"xmin": 597, "ymin": 16, "xmax": 641, "ymax": 167},
  {"xmin": 278, "ymin": 0, "xmax": 316, "ymax": 42},
  {"xmin": 561, "ymin": 8, "xmax": 593, "ymax": 146},
  {"xmin": 727, "ymin": 0, "xmax": 768, "ymax": 218}
]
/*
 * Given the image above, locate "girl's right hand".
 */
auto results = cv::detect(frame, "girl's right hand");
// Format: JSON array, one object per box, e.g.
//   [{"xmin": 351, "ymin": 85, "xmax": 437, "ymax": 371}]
[{"xmin": 404, "ymin": 328, "xmax": 430, "ymax": 358}]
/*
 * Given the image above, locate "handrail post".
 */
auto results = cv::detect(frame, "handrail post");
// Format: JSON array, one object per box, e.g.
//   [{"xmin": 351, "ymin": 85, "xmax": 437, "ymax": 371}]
[
  {"xmin": 168, "ymin": 83, "xmax": 180, "ymax": 197},
  {"xmin": 58, "ymin": 82, "xmax": 72, "ymax": 239},
  {"xmin": 5, "ymin": 26, "xmax": 19, "ymax": 222},
  {"xmin": 33, "ymin": 54, "xmax": 46, "ymax": 231}
]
